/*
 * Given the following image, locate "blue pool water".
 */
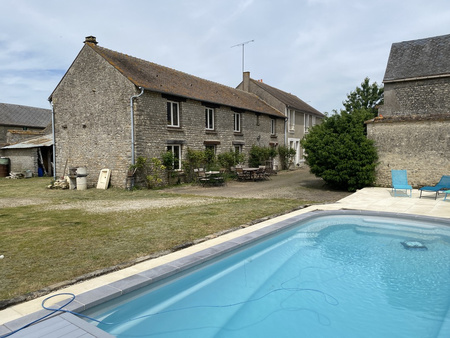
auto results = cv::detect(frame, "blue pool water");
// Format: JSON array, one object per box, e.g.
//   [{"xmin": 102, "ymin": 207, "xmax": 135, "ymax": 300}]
[{"xmin": 83, "ymin": 214, "xmax": 450, "ymax": 337}]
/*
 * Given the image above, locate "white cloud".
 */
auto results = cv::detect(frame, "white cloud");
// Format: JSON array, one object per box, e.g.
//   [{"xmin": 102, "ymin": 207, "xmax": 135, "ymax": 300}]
[{"xmin": 0, "ymin": 0, "xmax": 449, "ymax": 112}]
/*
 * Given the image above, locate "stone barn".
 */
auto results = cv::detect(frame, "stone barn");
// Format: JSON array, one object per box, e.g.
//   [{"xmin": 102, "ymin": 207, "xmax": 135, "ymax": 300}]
[{"xmin": 367, "ymin": 34, "xmax": 450, "ymax": 187}]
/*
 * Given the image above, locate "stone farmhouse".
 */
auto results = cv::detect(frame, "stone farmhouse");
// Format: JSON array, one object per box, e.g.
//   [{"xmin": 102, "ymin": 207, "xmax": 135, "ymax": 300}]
[
  {"xmin": 237, "ymin": 72, "xmax": 324, "ymax": 166},
  {"xmin": 367, "ymin": 34, "xmax": 450, "ymax": 187},
  {"xmin": 0, "ymin": 103, "xmax": 52, "ymax": 177},
  {"xmin": 49, "ymin": 36, "xmax": 295, "ymax": 188}
]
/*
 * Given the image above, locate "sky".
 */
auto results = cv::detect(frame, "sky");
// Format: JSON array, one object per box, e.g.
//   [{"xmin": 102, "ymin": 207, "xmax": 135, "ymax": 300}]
[{"xmin": 1, "ymin": 0, "xmax": 449, "ymax": 114}]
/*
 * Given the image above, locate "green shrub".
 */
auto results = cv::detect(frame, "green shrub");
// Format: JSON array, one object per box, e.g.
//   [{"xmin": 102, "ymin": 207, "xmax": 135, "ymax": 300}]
[
  {"xmin": 277, "ymin": 145, "xmax": 296, "ymax": 170},
  {"xmin": 182, "ymin": 148, "xmax": 206, "ymax": 183},
  {"xmin": 130, "ymin": 156, "xmax": 166, "ymax": 189},
  {"xmin": 248, "ymin": 145, "xmax": 276, "ymax": 168},
  {"xmin": 217, "ymin": 149, "xmax": 245, "ymax": 170},
  {"xmin": 301, "ymin": 109, "xmax": 378, "ymax": 191}
]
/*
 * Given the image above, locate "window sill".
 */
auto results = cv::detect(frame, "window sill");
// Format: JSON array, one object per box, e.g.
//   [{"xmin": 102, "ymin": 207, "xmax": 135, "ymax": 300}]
[
  {"xmin": 234, "ymin": 132, "xmax": 243, "ymax": 136},
  {"xmin": 205, "ymin": 130, "xmax": 217, "ymax": 134},
  {"xmin": 270, "ymin": 134, "xmax": 278, "ymax": 138},
  {"xmin": 167, "ymin": 126, "xmax": 183, "ymax": 131}
]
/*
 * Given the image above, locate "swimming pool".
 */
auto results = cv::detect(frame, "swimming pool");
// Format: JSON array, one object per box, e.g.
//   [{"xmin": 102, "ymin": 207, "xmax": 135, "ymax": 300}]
[{"xmin": 82, "ymin": 211, "xmax": 450, "ymax": 337}]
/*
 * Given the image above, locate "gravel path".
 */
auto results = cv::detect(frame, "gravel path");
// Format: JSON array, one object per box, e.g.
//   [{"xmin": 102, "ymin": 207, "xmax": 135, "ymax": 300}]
[
  {"xmin": 162, "ymin": 166, "xmax": 352, "ymax": 203},
  {"xmin": 0, "ymin": 167, "xmax": 351, "ymax": 213}
]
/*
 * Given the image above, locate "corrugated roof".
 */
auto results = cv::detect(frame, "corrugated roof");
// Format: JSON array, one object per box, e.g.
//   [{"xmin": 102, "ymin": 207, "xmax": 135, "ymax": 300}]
[
  {"xmin": 0, "ymin": 103, "xmax": 51, "ymax": 128},
  {"xmin": 249, "ymin": 79, "xmax": 324, "ymax": 116},
  {"xmin": 384, "ymin": 34, "xmax": 450, "ymax": 82},
  {"xmin": 85, "ymin": 42, "xmax": 285, "ymax": 118},
  {"xmin": 1, "ymin": 134, "xmax": 53, "ymax": 149}
]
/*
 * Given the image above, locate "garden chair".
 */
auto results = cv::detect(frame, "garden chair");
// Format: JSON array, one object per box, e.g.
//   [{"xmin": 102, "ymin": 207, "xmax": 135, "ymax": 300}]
[
  {"xmin": 419, "ymin": 175, "xmax": 450, "ymax": 199},
  {"xmin": 236, "ymin": 167, "xmax": 250, "ymax": 181},
  {"xmin": 391, "ymin": 170, "xmax": 412, "ymax": 197}
]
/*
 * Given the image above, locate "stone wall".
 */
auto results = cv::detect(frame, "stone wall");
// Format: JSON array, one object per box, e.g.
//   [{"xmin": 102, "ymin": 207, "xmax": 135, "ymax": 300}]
[
  {"xmin": 1, "ymin": 148, "xmax": 38, "ymax": 174},
  {"xmin": 51, "ymin": 45, "xmax": 136, "ymax": 188},
  {"xmin": 134, "ymin": 91, "xmax": 284, "ymax": 167},
  {"xmin": 380, "ymin": 77, "xmax": 450, "ymax": 117},
  {"xmin": 0, "ymin": 126, "xmax": 44, "ymax": 146},
  {"xmin": 6, "ymin": 130, "xmax": 45, "ymax": 144},
  {"xmin": 367, "ymin": 116, "xmax": 450, "ymax": 187}
]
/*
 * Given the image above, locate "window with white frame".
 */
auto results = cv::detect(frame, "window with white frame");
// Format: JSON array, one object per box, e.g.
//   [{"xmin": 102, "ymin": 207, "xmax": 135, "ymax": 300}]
[
  {"xmin": 304, "ymin": 114, "xmax": 310, "ymax": 133},
  {"xmin": 270, "ymin": 119, "xmax": 276, "ymax": 135},
  {"xmin": 288, "ymin": 109, "xmax": 295, "ymax": 131},
  {"xmin": 233, "ymin": 112, "xmax": 241, "ymax": 132},
  {"xmin": 166, "ymin": 144, "xmax": 181, "ymax": 170},
  {"xmin": 167, "ymin": 101, "xmax": 179, "ymax": 127},
  {"xmin": 205, "ymin": 108, "xmax": 214, "ymax": 130}
]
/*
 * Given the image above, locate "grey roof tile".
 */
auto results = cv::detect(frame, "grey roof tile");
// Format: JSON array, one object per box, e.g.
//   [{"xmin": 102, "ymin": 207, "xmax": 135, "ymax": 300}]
[
  {"xmin": 82, "ymin": 42, "xmax": 285, "ymax": 119},
  {"xmin": 384, "ymin": 34, "xmax": 450, "ymax": 82},
  {"xmin": 0, "ymin": 103, "xmax": 51, "ymax": 128},
  {"xmin": 250, "ymin": 79, "xmax": 324, "ymax": 116}
]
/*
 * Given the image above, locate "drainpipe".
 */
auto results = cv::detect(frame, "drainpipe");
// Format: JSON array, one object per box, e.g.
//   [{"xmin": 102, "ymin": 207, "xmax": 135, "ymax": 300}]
[
  {"xmin": 49, "ymin": 100, "xmax": 56, "ymax": 180},
  {"xmin": 284, "ymin": 107, "xmax": 288, "ymax": 146},
  {"xmin": 130, "ymin": 87, "xmax": 144, "ymax": 166}
]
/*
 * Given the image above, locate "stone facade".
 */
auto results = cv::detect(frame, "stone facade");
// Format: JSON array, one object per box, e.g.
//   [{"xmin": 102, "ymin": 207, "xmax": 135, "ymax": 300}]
[
  {"xmin": 380, "ymin": 77, "xmax": 450, "ymax": 117},
  {"xmin": 134, "ymin": 92, "xmax": 282, "ymax": 160},
  {"xmin": 51, "ymin": 45, "xmax": 136, "ymax": 187},
  {"xmin": 367, "ymin": 116, "xmax": 450, "ymax": 187}
]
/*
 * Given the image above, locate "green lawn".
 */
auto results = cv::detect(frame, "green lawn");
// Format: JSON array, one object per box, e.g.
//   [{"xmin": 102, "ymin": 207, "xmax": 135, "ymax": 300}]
[{"xmin": 0, "ymin": 178, "xmax": 308, "ymax": 306}]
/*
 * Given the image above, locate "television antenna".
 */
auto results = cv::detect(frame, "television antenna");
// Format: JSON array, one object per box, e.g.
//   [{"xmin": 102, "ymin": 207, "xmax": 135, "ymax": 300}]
[{"xmin": 231, "ymin": 40, "xmax": 254, "ymax": 73}]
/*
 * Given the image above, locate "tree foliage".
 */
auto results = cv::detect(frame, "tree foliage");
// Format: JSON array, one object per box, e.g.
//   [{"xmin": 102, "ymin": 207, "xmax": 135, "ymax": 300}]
[
  {"xmin": 343, "ymin": 77, "xmax": 384, "ymax": 118},
  {"xmin": 301, "ymin": 77, "xmax": 382, "ymax": 191}
]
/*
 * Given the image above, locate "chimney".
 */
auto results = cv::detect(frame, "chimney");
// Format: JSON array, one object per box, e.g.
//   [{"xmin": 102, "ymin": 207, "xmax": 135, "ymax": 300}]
[
  {"xmin": 84, "ymin": 36, "xmax": 98, "ymax": 45},
  {"xmin": 243, "ymin": 71, "xmax": 250, "ymax": 92}
]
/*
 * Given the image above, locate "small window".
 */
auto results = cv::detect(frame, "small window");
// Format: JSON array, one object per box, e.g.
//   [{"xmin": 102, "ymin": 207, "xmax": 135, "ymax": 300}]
[
  {"xmin": 166, "ymin": 144, "xmax": 181, "ymax": 170},
  {"xmin": 234, "ymin": 144, "xmax": 242, "ymax": 154},
  {"xmin": 205, "ymin": 108, "xmax": 214, "ymax": 130},
  {"xmin": 233, "ymin": 112, "xmax": 241, "ymax": 132},
  {"xmin": 167, "ymin": 101, "xmax": 180, "ymax": 127},
  {"xmin": 270, "ymin": 119, "xmax": 276, "ymax": 135}
]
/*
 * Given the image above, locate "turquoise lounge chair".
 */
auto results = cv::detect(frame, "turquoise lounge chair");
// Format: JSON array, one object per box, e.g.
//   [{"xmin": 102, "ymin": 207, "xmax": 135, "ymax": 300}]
[
  {"xmin": 391, "ymin": 170, "xmax": 412, "ymax": 197},
  {"xmin": 444, "ymin": 190, "xmax": 450, "ymax": 201},
  {"xmin": 419, "ymin": 175, "xmax": 450, "ymax": 199}
]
